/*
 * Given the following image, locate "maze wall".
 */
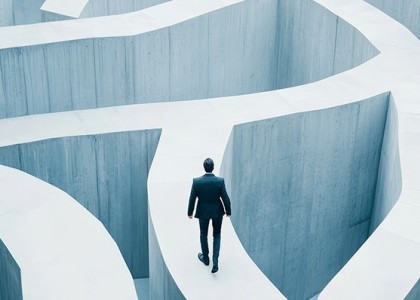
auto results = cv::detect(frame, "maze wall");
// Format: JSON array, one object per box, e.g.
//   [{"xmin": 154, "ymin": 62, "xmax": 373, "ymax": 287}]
[
  {"xmin": 0, "ymin": 0, "xmax": 377, "ymax": 119},
  {"xmin": 0, "ymin": 0, "xmax": 419, "ymax": 299},
  {"xmin": 0, "ymin": 130, "xmax": 160, "ymax": 279}
]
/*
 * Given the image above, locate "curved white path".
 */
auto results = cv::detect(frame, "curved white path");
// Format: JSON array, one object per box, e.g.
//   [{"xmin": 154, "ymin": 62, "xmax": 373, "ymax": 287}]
[
  {"xmin": 0, "ymin": 0, "xmax": 419, "ymax": 299},
  {"xmin": 0, "ymin": 166, "xmax": 137, "ymax": 299}
]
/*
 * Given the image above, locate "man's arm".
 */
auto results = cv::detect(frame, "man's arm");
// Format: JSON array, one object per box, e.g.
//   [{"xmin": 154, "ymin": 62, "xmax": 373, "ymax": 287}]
[
  {"xmin": 187, "ymin": 180, "xmax": 197, "ymax": 218},
  {"xmin": 221, "ymin": 179, "xmax": 231, "ymax": 216}
]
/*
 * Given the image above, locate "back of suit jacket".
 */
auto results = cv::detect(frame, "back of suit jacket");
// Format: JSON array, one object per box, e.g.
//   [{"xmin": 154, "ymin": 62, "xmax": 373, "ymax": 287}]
[{"xmin": 188, "ymin": 173, "xmax": 231, "ymax": 219}]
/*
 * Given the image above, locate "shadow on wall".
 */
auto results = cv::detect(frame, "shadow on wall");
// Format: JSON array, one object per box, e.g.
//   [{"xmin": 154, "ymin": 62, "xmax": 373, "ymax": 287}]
[
  {"xmin": 0, "ymin": 0, "xmax": 378, "ymax": 119},
  {"xmin": 221, "ymin": 92, "xmax": 402, "ymax": 300},
  {"xmin": 0, "ymin": 239, "xmax": 23, "ymax": 300},
  {"xmin": 0, "ymin": 129, "xmax": 161, "ymax": 280}
]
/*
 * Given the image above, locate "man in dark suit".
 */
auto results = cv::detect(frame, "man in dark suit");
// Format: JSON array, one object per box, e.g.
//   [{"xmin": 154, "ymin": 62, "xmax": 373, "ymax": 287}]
[{"xmin": 188, "ymin": 158, "xmax": 231, "ymax": 273}]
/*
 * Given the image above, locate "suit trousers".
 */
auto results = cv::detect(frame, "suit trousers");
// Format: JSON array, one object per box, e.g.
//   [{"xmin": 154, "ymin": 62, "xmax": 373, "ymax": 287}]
[{"xmin": 199, "ymin": 217, "xmax": 222, "ymax": 266}]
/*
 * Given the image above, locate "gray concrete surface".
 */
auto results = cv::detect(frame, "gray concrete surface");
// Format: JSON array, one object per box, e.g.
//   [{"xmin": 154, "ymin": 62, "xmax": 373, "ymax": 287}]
[
  {"xmin": 0, "ymin": 0, "xmax": 167, "ymax": 26},
  {"xmin": 134, "ymin": 278, "xmax": 149, "ymax": 300},
  {"xmin": 149, "ymin": 218, "xmax": 184, "ymax": 300},
  {"xmin": 366, "ymin": 0, "xmax": 420, "ymax": 39},
  {"xmin": 0, "ymin": 0, "xmax": 377, "ymax": 119},
  {"xmin": 0, "ymin": 130, "xmax": 161, "ymax": 279},
  {"xmin": 369, "ymin": 96, "xmax": 402, "ymax": 233},
  {"xmin": 80, "ymin": 0, "xmax": 168, "ymax": 18},
  {"xmin": 0, "ymin": 239, "xmax": 22, "ymax": 300},
  {"xmin": 223, "ymin": 93, "xmax": 390, "ymax": 299},
  {"xmin": 406, "ymin": 279, "xmax": 420, "ymax": 300},
  {"xmin": 0, "ymin": 0, "xmax": 419, "ymax": 298}
]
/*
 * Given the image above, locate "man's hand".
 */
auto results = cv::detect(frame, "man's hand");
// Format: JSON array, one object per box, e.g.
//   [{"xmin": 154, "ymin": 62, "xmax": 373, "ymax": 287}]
[{"xmin": 226, "ymin": 215, "xmax": 231, "ymax": 218}]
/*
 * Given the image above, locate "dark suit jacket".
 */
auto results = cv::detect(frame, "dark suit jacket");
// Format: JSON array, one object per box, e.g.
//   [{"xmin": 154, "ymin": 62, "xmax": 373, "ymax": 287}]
[{"xmin": 188, "ymin": 173, "xmax": 231, "ymax": 219}]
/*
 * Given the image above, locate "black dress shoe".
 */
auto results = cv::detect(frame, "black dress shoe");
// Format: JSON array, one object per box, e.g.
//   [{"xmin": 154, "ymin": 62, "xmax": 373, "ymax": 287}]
[
  {"xmin": 211, "ymin": 265, "xmax": 219, "ymax": 273},
  {"xmin": 198, "ymin": 253, "xmax": 209, "ymax": 266}
]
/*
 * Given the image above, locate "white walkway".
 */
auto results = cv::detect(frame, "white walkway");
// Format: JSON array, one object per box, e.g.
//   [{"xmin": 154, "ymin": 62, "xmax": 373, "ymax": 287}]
[{"xmin": 0, "ymin": 0, "xmax": 419, "ymax": 299}]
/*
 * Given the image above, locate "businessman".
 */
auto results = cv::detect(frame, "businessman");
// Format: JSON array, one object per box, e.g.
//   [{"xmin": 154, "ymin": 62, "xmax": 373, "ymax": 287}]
[{"xmin": 188, "ymin": 158, "xmax": 231, "ymax": 273}]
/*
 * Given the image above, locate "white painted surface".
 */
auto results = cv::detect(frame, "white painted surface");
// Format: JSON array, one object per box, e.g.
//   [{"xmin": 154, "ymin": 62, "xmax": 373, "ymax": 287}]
[
  {"xmin": 0, "ymin": 0, "xmax": 419, "ymax": 298},
  {"xmin": 0, "ymin": 166, "xmax": 137, "ymax": 299},
  {"xmin": 41, "ymin": 0, "xmax": 89, "ymax": 18}
]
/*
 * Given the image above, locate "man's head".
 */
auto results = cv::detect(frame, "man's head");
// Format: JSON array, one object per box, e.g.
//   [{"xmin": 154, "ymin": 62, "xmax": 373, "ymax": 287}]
[{"xmin": 203, "ymin": 158, "xmax": 214, "ymax": 173}]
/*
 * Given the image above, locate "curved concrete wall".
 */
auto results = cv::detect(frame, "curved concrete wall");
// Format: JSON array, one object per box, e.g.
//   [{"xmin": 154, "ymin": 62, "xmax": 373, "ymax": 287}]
[
  {"xmin": 0, "ymin": 0, "xmax": 378, "ymax": 119},
  {"xmin": 1, "ymin": 0, "xmax": 419, "ymax": 298},
  {"xmin": 0, "ymin": 239, "xmax": 22, "ymax": 300},
  {"xmin": 369, "ymin": 96, "xmax": 402, "ymax": 233},
  {"xmin": 275, "ymin": 0, "xmax": 379, "ymax": 88},
  {"xmin": 222, "ymin": 93, "xmax": 390, "ymax": 299},
  {"xmin": 80, "ymin": 0, "xmax": 168, "ymax": 18},
  {"xmin": 0, "ymin": 129, "xmax": 161, "ymax": 279},
  {"xmin": 365, "ymin": 0, "xmax": 420, "ymax": 39},
  {"xmin": 0, "ymin": 0, "xmax": 168, "ymax": 26},
  {"xmin": 406, "ymin": 279, "xmax": 420, "ymax": 300},
  {"xmin": 149, "ymin": 218, "xmax": 184, "ymax": 300}
]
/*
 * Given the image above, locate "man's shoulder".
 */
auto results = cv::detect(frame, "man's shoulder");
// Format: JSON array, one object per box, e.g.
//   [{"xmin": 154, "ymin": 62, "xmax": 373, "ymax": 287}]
[{"xmin": 193, "ymin": 174, "xmax": 224, "ymax": 182}]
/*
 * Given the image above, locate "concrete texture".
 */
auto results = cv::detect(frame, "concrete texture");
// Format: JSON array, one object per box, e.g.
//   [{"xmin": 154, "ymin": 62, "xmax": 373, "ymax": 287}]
[
  {"xmin": 0, "ymin": 0, "xmax": 73, "ymax": 26},
  {"xmin": 369, "ymin": 96, "xmax": 402, "ymax": 233},
  {"xmin": 80, "ymin": 0, "xmax": 168, "ymax": 18},
  {"xmin": 0, "ymin": 239, "xmax": 22, "ymax": 300},
  {"xmin": 0, "ymin": 130, "xmax": 160, "ymax": 279},
  {"xmin": 366, "ymin": 0, "xmax": 420, "ymax": 39},
  {"xmin": 148, "ymin": 217, "xmax": 185, "ymax": 300},
  {"xmin": 0, "ymin": 0, "xmax": 168, "ymax": 26},
  {"xmin": 0, "ymin": 0, "xmax": 377, "ymax": 119},
  {"xmin": 223, "ymin": 94, "xmax": 389, "ymax": 299},
  {"xmin": 0, "ymin": 166, "xmax": 138, "ymax": 299},
  {"xmin": 134, "ymin": 278, "xmax": 149, "ymax": 300},
  {"xmin": 0, "ymin": 0, "xmax": 420, "ymax": 299},
  {"xmin": 406, "ymin": 279, "xmax": 420, "ymax": 300},
  {"xmin": 0, "ymin": 0, "xmax": 13, "ymax": 27}
]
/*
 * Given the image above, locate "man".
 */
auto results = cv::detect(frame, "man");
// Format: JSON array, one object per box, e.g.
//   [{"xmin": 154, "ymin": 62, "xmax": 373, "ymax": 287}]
[{"xmin": 188, "ymin": 158, "xmax": 231, "ymax": 273}]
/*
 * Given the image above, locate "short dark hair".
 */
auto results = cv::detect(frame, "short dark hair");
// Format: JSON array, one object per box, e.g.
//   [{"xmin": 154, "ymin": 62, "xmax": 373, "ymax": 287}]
[{"xmin": 203, "ymin": 158, "xmax": 214, "ymax": 172}]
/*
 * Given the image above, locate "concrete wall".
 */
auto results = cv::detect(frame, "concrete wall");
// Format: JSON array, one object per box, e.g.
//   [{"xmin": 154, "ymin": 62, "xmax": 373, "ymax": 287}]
[
  {"xmin": 0, "ymin": 0, "xmax": 71, "ymax": 26},
  {"xmin": 275, "ymin": 0, "xmax": 379, "ymax": 88},
  {"xmin": 0, "ymin": 239, "xmax": 23, "ymax": 300},
  {"xmin": 222, "ymin": 93, "xmax": 390, "ymax": 300},
  {"xmin": 0, "ymin": 0, "xmax": 167, "ymax": 26},
  {"xmin": 80, "ymin": 0, "xmax": 168, "ymax": 18},
  {"xmin": 405, "ymin": 279, "xmax": 420, "ymax": 300},
  {"xmin": 366, "ymin": 0, "xmax": 420, "ymax": 39},
  {"xmin": 149, "ymin": 218, "xmax": 185, "ymax": 300},
  {"xmin": 0, "ymin": 0, "xmax": 13, "ymax": 27},
  {"xmin": 0, "ymin": 0, "xmax": 378, "ymax": 119},
  {"xmin": 369, "ymin": 96, "xmax": 402, "ymax": 233},
  {"xmin": 0, "ymin": 129, "xmax": 161, "ymax": 279}
]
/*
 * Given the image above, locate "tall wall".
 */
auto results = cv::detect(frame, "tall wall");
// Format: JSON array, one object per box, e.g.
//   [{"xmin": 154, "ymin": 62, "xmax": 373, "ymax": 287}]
[
  {"xmin": 0, "ymin": 0, "xmax": 13, "ymax": 27},
  {"xmin": 405, "ymin": 279, "xmax": 420, "ymax": 300},
  {"xmin": 275, "ymin": 0, "xmax": 379, "ymax": 88},
  {"xmin": 369, "ymin": 97, "xmax": 402, "ymax": 233},
  {"xmin": 0, "ymin": 129, "xmax": 161, "ymax": 279},
  {"xmin": 366, "ymin": 0, "xmax": 420, "ymax": 39},
  {"xmin": 149, "ymin": 218, "xmax": 185, "ymax": 300},
  {"xmin": 222, "ymin": 93, "xmax": 390, "ymax": 300},
  {"xmin": 0, "ymin": 0, "xmax": 167, "ymax": 27},
  {"xmin": 80, "ymin": 0, "xmax": 168, "ymax": 18},
  {"xmin": 0, "ymin": 239, "xmax": 23, "ymax": 300},
  {"xmin": 0, "ymin": 0, "xmax": 378, "ymax": 119}
]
